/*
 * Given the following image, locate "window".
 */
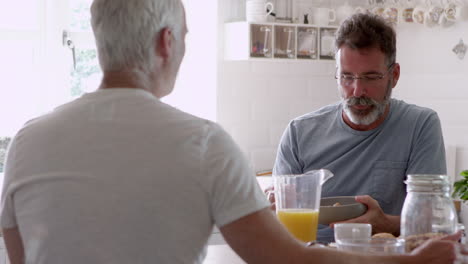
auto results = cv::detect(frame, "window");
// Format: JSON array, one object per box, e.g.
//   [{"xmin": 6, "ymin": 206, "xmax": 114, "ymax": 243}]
[
  {"xmin": 68, "ymin": 0, "xmax": 101, "ymax": 97},
  {"xmin": 65, "ymin": 0, "xmax": 218, "ymax": 120},
  {"xmin": 0, "ymin": 0, "xmax": 218, "ymax": 176},
  {"xmin": 0, "ymin": 1, "xmax": 44, "ymax": 177}
]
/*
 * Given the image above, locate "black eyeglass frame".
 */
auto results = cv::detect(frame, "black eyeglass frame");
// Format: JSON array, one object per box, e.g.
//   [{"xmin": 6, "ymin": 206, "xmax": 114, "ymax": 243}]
[{"xmin": 334, "ymin": 63, "xmax": 396, "ymax": 86}]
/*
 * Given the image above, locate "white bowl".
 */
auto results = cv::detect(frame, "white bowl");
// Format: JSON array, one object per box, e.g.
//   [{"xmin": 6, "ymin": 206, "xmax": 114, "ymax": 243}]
[
  {"xmin": 336, "ymin": 237, "xmax": 406, "ymax": 255},
  {"xmin": 318, "ymin": 196, "xmax": 367, "ymax": 225}
]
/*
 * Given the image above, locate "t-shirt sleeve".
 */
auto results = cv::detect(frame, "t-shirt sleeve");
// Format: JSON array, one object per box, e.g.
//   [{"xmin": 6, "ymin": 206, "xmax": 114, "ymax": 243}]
[
  {"xmin": 273, "ymin": 121, "xmax": 303, "ymax": 175},
  {"xmin": 1, "ymin": 136, "xmax": 19, "ymax": 228},
  {"xmin": 202, "ymin": 123, "xmax": 270, "ymax": 228},
  {"xmin": 407, "ymin": 112, "xmax": 447, "ymax": 175}
]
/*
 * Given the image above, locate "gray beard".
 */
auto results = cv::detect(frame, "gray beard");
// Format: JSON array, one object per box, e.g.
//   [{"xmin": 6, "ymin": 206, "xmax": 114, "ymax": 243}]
[{"xmin": 341, "ymin": 81, "xmax": 392, "ymax": 126}]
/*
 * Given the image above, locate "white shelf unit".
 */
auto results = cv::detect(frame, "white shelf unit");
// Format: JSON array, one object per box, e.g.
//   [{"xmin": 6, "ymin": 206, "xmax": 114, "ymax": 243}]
[{"xmin": 224, "ymin": 22, "xmax": 338, "ymax": 61}]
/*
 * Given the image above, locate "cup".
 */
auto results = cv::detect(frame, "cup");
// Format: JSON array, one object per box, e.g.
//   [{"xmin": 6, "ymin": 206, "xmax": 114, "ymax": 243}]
[
  {"xmin": 273, "ymin": 169, "xmax": 333, "ymax": 242},
  {"xmin": 401, "ymin": 7, "xmax": 415, "ymax": 23},
  {"xmin": 372, "ymin": 6, "xmax": 386, "ymax": 17},
  {"xmin": 246, "ymin": 0, "xmax": 274, "ymax": 23},
  {"xmin": 334, "ymin": 223, "xmax": 372, "ymax": 243},
  {"xmin": 412, "ymin": 6, "xmax": 426, "ymax": 24},
  {"xmin": 314, "ymin": 7, "xmax": 336, "ymax": 26},
  {"xmin": 383, "ymin": 6, "xmax": 399, "ymax": 24},
  {"xmin": 439, "ymin": 12, "xmax": 455, "ymax": 27},
  {"xmin": 442, "ymin": 2, "xmax": 468, "ymax": 23},
  {"xmin": 336, "ymin": 237, "xmax": 406, "ymax": 255},
  {"xmin": 444, "ymin": 2, "xmax": 459, "ymax": 21},
  {"xmin": 424, "ymin": 5, "xmax": 444, "ymax": 27}
]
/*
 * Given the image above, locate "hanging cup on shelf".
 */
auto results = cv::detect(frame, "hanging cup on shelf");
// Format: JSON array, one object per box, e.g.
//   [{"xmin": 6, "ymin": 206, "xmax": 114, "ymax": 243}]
[
  {"xmin": 246, "ymin": 0, "xmax": 274, "ymax": 23},
  {"xmin": 424, "ymin": 0, "xmax": 444, "ymax": 28},
  {"xmin": 442, "ymin": 0, "xmax": 468, "ymax": 23},
  {"xmin": 400, "ymin": 0, "xmax": 415, "ymax": 23},
  {"xmin": 412, "ymin": 5, "xmax": 426, "ymax": 24}
]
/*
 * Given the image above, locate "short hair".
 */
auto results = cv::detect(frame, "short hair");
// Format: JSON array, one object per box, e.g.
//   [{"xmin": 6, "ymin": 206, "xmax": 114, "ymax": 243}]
[
  {"xmin": 91, "ymin": 0, "xmax": 184, "ymax": 72},
  {"xmin": 335, "ymin": 13, "xmax": 396, "ymax": 66}
]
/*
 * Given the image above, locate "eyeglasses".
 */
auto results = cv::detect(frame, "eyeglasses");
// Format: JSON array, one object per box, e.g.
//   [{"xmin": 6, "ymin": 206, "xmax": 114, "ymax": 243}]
[{"xmin": 335, "ymin": 63, "xmax": 395, "ymax": 87}]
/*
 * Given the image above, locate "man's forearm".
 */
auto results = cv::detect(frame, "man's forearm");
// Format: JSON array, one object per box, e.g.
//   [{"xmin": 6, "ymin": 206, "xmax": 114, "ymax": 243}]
[
  {"xmin": 386, "ymin": 215, "xmax": 401, "ymax": 236},
  {"xmin": 3, "ymin": 227, "xmax": 24, "ymax": 264},
  {"xmin": 303, "ymin": 246, "xmax": 413, "ymax": 264}
]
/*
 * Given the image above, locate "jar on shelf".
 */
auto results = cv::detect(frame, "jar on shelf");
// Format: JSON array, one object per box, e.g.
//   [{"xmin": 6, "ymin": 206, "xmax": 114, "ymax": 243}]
[{"xmin": 400, "ymin": 174, "xmax": 457, "ymax": 239}]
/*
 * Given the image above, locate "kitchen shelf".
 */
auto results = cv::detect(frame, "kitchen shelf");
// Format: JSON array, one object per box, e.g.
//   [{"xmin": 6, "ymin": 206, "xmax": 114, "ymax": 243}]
[{"xmin": 224, "ymin": 22, "xmax": 338, "ymax": 61}]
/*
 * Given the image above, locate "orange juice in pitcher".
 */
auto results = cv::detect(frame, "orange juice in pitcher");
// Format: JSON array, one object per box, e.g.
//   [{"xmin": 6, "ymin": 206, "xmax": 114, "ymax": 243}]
[
  {"xmin": 277, "ymin": 209, "xmax": 319, "ymax": 242},
  {"xmin": 273, "ymin": 170, "xmax": 333, "ymax": 243}
]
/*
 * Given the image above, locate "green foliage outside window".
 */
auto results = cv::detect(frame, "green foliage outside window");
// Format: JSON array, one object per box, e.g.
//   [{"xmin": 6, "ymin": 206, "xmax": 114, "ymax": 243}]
[
  {"xmin": 71, "ymin": 49, "xmax": 100, "ymax": 97},
  {"xmin": 0, "ymin": 137, "xmax": 12, "ymax": 173},
  {"xmin": 70, "ymin": 0, "xmax": 101, "ymax": 97}
]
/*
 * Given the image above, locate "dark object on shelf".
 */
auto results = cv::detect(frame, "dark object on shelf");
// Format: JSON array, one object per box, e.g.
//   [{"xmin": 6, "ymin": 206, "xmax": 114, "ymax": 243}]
[{"xmin": 267, "ymin": 8, "xmax": 276, "ymax": 17}]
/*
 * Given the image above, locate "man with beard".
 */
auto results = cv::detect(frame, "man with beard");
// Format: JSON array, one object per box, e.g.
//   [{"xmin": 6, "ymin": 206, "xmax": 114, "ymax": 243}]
[{"xmin": 272, "ymin": 13, "xmax": 446, "ymax": 243}]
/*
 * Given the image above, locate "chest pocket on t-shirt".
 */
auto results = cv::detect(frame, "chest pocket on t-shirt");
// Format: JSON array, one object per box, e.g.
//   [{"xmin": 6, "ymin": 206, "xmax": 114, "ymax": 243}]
[{"xmin": 371, "ymin": 161, "xmax": 408, "ymax": 215}]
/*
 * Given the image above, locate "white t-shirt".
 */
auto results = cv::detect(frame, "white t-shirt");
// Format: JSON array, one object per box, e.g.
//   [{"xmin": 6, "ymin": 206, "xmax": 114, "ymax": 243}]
[{"xmin": 1, "ymin": 89, "xmax": 269, "ymax": 264}]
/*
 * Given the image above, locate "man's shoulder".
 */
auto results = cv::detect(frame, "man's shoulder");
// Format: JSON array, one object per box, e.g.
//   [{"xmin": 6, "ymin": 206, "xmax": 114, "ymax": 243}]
[
  {"xmin": 292, "ymin": 102, "xmax": 341, "ymax": 125},
  {"xmin": 392, "ymin": 99, "xmax": 438, "ymax": 119}
]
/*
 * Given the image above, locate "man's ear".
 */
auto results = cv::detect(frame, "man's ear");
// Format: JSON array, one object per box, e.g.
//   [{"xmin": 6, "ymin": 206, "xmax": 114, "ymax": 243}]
[
  {"xmin": 391, "ymin": 63, "xmax": 400, "ymax": 88},
  {"xmin": 155, "ymin": 27, "xmax": 173, "ymax": 59}
]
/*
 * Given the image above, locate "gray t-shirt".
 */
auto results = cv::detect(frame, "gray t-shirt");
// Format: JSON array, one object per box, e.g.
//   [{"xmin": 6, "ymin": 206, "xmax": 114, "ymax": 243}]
[{"xmin": 273, "ymin": 99, "xmax": 446, "ymax": 241}]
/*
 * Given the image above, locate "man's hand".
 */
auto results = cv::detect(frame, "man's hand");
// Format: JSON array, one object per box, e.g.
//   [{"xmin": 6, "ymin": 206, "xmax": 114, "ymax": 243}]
[
  {"xmin": 330, "ymin": 195, "xmax": 400, "ymax": 236},
  {"xmin": 409, "ymin": 231, "xmax": 462, "ymax": 264}
]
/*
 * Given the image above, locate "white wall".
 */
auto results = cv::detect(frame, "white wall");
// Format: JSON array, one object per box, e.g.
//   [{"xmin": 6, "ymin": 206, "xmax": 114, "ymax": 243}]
[
  {"xmin": 163, "ymin": 0, "xmax": 217, "ymax": 121},
  {"xmin": 217, "ymin": 1, "xmax": 468, "ymax": 178}
]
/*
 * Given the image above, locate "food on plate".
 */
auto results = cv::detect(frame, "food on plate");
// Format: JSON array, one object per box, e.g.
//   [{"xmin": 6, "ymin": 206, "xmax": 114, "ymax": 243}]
[
  {"xmin": 403, "ymin": 232, "xmax": 444, "ymax": 252},
  {"xmin": 372, "ymin": 232, "xmax": 396, "ymax": 239},
  {"xmin": 332, "ymin": 202, "xmax": 342, "ymax": 207}
]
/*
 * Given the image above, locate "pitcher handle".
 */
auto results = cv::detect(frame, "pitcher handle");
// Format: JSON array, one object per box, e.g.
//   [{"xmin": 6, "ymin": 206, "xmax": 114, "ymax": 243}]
[{"xmin": 304, "ymin": 169, "xmax": 334, "ymax": 185}]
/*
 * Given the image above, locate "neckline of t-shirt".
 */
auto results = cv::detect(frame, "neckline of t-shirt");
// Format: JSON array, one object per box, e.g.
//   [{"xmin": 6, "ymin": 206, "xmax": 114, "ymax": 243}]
[
  {"xmin": 82, "ymin": 88, "xmax": 158, "ymax": 101},
  {"xmin": 337, "ymin": 99, "xmax": 395, "ymax": 136}
]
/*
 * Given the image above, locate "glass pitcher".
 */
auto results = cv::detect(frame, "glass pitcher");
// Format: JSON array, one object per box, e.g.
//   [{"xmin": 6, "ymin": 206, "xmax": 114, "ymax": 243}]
[{"xmin": 273, "ymin": 169, "xmax": 333, "ymax": 242}]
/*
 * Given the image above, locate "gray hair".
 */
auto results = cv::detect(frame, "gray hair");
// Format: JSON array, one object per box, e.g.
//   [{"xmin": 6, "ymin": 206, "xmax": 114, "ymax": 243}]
[
  {"xmin": 91, "ymin": 0, "xmax": 184, "ymax": 72},
  {"xmin": 335, "ymin": 13, "xmax": 396, "ymax": 66}
]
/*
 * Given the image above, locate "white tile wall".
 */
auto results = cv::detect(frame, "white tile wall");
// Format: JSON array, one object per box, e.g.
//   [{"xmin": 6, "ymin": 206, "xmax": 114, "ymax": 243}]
[{"xmin": 218, "ymin": 1, "xmax": 468, "ymax": 177}]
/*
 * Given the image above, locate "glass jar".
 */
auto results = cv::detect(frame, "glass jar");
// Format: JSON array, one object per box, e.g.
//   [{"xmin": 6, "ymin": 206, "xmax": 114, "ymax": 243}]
[{"xmin": 400, "ymin": 174, "xmax": 457, "ymax": 238}]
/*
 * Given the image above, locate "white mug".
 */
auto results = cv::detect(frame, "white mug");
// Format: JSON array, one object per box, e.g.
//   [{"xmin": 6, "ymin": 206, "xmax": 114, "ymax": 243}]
[
  {"xmin": 383, "ymin": 7, "xmax": 399, "ymax": 24},
  {"xmin": 246, "ymin": 0, "xmax": 274, "ymax": 23},
  {"xmin": 315, "ymin": 7, "xmax": 336, "ymax": 26},
  {"xmin": 424, "ymin": 5, "xmax": 444, "ymax": 27},
  {"xmin": 443, "ymin": 2, "xmax": 468, "ymax": 22},
  {"xmin": 400, "ymin": 7, "xmax": 415, "ymax": 23},
  {"xmin": 439, "ymin": 12, "xmax": 455, "ymax": 27}
]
